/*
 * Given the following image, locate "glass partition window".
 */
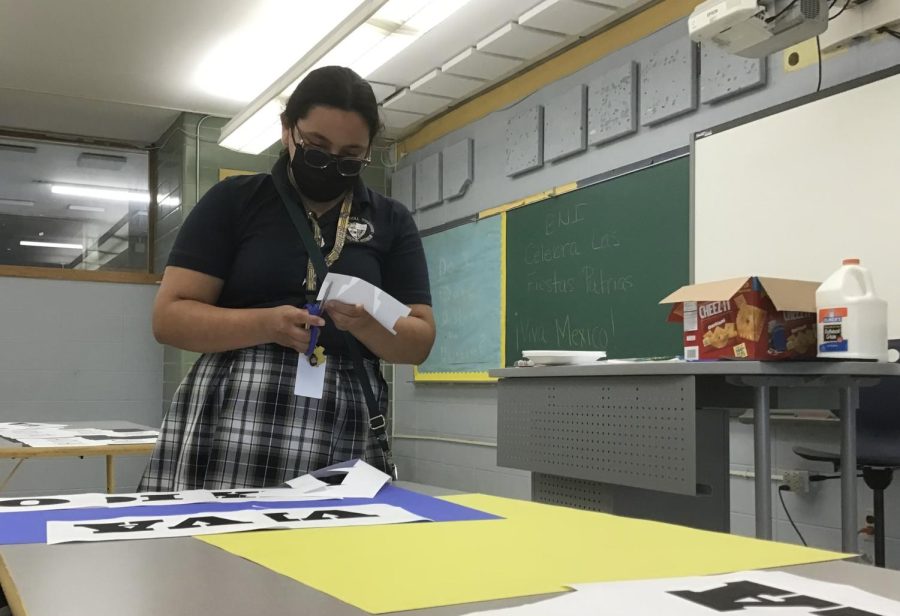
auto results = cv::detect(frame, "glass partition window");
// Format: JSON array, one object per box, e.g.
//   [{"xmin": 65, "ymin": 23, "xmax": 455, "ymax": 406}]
[{"xmin": 0, "ymin": 137, "xmax": 150, "ymax": 271}]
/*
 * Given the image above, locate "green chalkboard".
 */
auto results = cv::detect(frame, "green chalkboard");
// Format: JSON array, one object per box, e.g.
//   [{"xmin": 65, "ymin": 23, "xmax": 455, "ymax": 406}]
[
  {"xmin": 505, "ymin": 157, "xmax": 689, "ymax": 364},
  {"xmin": 416, "ymin": 215, "xmax": 504, "ymax": 381}
]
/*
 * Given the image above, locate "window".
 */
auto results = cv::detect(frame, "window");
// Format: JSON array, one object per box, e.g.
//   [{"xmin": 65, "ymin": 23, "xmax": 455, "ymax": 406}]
[{"xmin": 0, "ymin": 137, "xmax": 150, "ymax": 271}]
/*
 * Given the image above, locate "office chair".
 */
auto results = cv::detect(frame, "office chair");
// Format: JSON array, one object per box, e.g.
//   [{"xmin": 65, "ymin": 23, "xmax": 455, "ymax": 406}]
[{"xmin": 794, "ymin": 339, "xmax": 900, "ymax": 568}]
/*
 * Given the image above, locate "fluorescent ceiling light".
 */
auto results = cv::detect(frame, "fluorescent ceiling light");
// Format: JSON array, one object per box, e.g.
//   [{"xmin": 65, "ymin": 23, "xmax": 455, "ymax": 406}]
[
  {"xmin": 67, "ymin": 204, "xmax": 106, "ymax": 213},
  {"xmin": 219, "ymin": 99, "xmax": 286, "ymax": 154},
  {"xmin": 20, "ymin": 241, "xmax": 84, "ymax": 250},
  {"xmin": 194, "ymin": 0, "xmax": 369, "ymax": 103},
  {"xmin": 51, "ymin": 184, "xmax": 150, "ymax": 203},
  {"xmin": 304, "ymin": 0, "xmax": 473, "ymax": 80},
  {"xmin": 0, "ymin": 198, "xmax": 34, "ymax": 207},
  {"xmin": 159, "ymin": 194, "xmax": 182, "ymax": 207},
  {"xmin": 220, "ymin": 0, "xmax": 472, "ymax": 154}
]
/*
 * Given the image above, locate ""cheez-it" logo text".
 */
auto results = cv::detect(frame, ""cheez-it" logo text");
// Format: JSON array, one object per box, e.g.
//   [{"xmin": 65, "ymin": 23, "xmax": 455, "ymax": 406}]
[{"xmin": 699, "ymin": 301, "xmax": 731, "ymax": 320}]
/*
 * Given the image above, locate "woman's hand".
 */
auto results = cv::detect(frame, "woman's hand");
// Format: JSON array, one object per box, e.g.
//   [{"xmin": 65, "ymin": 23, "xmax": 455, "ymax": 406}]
[
  {"xmin": 263, "ymin": 305, "xmax": 326, "ymax": 353},
  {"xmin": 324, "ymin": 300, "xmax": 374, "ymax": 333}
]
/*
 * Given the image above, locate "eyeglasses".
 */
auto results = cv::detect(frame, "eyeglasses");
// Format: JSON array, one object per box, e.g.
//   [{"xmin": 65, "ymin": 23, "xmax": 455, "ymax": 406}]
[{"xmin": 293, "ymin": 131, "xmax": 371, "ymax": 177}]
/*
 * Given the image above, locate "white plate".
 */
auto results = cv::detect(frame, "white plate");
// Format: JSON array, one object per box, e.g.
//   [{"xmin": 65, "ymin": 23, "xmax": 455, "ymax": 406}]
[{"xmin": 522, "ymin": 350, "xmax": 607, "ymax": 366}]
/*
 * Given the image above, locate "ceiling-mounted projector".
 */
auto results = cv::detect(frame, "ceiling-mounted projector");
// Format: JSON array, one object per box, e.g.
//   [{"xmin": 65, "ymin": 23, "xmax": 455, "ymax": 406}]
[{"xmin": 689, "ymin": 0, "xmax": 829, "ymax": 58}]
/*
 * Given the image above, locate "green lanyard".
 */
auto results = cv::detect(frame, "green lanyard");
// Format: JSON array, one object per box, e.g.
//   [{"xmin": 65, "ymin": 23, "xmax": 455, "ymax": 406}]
[{"xmin": 272, "ymin": 160, "xmax": 398, "ymax": 479}]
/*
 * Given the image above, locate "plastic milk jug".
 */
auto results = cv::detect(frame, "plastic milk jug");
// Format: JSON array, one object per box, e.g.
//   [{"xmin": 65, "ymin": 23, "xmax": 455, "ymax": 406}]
[{"xmin": 816, "ymin": 258, "xmax": 888, "ymax": 361}]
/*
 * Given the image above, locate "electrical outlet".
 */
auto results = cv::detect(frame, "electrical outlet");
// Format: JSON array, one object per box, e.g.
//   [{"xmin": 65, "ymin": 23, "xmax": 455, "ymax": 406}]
[
  {"xmin": 783, "ymin": 470, "xmax": 811, "ymax": 494},
  {"xmin": 783, "ymin": 38, "xmax": 820, "ymax": 72},
  {"xmin": 860, "ymin": 509, "xmax": 875, "ymax": 542}
]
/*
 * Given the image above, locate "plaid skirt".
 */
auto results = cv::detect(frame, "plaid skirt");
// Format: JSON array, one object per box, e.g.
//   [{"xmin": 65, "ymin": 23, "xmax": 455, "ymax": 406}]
[{"xmin": 138, "ymin": 344, "xmax": 389, "ymax": 491}]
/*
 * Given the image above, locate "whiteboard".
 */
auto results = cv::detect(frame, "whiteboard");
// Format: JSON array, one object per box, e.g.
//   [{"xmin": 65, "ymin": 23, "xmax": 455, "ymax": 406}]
[{"xmin": 694, "ymin": 71, "xmax": 900, "ymax": 337}]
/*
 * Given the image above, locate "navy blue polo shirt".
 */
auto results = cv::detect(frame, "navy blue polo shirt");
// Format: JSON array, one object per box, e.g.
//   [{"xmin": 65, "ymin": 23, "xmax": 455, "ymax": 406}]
[{"xmin": 167, "ymin": 168, "xmax": 431, "ymax": 359}]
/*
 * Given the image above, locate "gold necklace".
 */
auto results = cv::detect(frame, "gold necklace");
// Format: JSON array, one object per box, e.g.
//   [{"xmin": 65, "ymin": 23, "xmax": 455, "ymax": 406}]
[
  {"xmin": 305, "ymin": 193, "xmax": 352, "ymax": 294},
  {"xmin": 286, "ymin": 160, "xmax": 353, "ymax": 294}
]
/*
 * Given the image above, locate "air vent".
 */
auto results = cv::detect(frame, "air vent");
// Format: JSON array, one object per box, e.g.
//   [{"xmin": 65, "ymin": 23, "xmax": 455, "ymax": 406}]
[
  {"xmin": 77, "ymin": 153, "xmax": 127, "ymax": 170},
  {"xmin": 0, "ymin": 143, "xmax": 37, "ymax": 154}
]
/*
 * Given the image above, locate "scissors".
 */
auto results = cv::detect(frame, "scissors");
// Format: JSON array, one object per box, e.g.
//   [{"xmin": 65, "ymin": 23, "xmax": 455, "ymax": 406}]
[{"xmin": 304, "ymin": 302, "xmax": 326, "ymax": 367}]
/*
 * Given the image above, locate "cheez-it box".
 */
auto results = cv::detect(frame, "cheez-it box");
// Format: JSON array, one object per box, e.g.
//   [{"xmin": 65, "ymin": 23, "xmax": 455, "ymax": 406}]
[{"xmin": 660, "ymin": 277, "xmax": 820, "ymax": 361}]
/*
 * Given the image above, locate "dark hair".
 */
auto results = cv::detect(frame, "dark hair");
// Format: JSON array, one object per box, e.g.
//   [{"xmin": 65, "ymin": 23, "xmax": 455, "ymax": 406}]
[{"xmin": 281, "ymin": 66, "xmax": 381, "ymax": 142}]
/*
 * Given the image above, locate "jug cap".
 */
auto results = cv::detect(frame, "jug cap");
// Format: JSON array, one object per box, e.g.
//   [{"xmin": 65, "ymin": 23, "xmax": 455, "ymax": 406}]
[{"xmin": 842, "ymin": 258, "xmax": 860, "ymax": 265}]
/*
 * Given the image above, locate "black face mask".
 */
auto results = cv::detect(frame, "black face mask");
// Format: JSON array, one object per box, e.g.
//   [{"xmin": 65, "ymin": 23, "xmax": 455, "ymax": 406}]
[{"xmin": 289, "ymin": 145, "xmax": 356, "ymax": 203}]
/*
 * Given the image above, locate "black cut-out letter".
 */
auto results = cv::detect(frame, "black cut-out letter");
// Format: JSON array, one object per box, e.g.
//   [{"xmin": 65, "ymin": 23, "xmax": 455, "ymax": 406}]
[
  {"xmin": 670, "ymin": 581, "xmax": 837, "ymax": 612},
  {"xmin": 814, "ymin": 608, "xmax": 882, "ymax": 616},
  {"xmin": 265, "ymin": 512, "xmax": 304, "ymax": 523},
  {"xmin": 302, "ymin": 509, "xmax": 378, "ymax": 521},
  {"xmin": 105, "ymin": 496, "xmax": 137, "ymax": 504},
  {"xmin": 211, "ymin": 491, "xmax": 259, "ymax": 499},
  {"xmin": 168, "ymin": 516, "xmax": 253, "ymax": 530},
  {"xmin": 75, "ymin": 519, "xmax": 163, "ymax": 534},
  {"xmin": 140, "ymin": 493, "xmax": 184, "ymax": 503}
]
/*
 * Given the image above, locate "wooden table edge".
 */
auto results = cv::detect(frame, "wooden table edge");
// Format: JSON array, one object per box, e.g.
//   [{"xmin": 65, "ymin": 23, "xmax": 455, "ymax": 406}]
[{"xmin": 0, "ymin": 444, "xmax": 156, "ymax": 459}]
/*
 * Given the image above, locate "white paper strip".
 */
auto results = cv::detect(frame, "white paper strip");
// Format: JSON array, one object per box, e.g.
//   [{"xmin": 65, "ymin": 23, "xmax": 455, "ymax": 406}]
[
  {"xmin": 0, "ymin": 428, "xmax": 158, "ymax": 439},
  {"xmin": 0, "ymin": 487, "xmax": 344, "ymax": 515},
  {"xmin": 0, "ymin": 493, "xmax": 109, "ymax": 512},
  {"xmin": 16, "ymin": 437, "xmax": 157, "ymax": 448},
  {"xmin": 0, "ymin": 422, "xmax": 67, "ymax": 436},
  {"xmin": 46, "ymin": 504, "xmax": 426, "ymax": 544},
  {"xmin": 103, "ymin": 490, "xmax": 220, "ymax": 508},
  {"xmin": 284, "ymin": 459, "xmax": 390, "ymax": 499},
  {"xmin": 208, "ymin": 488, "xmax": 341, "ymax": 502},
  {"xmin": 263, "ymin": 504, "xmax": 426, "ymax": 529},
  {"xmin": 317, "ymin": 273, "xmax": 410, "ymax": 334},
  {"xmin": 246, "ymin": 489, "xmax": 345, "ymax": 502},
  {"xmin": 15, "ymin": 438, "xmax": 101, "ymax": 448},
  {"xmin": 47, "ymin": 510, "xmax": 269, "ymax": 544}
]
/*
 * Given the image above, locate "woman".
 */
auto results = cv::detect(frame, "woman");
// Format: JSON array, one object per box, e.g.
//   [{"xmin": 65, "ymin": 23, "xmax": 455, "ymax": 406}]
[{"xmin": 139, "ymin": 66, "xmax": 435, "ymax": 491}]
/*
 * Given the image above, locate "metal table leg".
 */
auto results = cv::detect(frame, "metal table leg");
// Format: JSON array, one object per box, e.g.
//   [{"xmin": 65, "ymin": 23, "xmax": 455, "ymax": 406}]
[
  {"xmin": 0, "ymin": 459, "xmax": 25, "ymax": 492},
  {"xmin": 754, "ymin": 385, "xmax": 772, "ymax": 540},
  {"xmin": 840, "ymin": 385, "xmax": 858, "ymax": 553}
]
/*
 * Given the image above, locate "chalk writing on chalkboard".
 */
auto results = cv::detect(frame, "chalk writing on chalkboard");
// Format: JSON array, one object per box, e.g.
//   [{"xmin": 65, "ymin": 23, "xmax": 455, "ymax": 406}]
[
  {"xmin": 416, "ymin": 215, "xmax": 504, "ymax": 381},
  {"xmin": 505, "ymin": 157, "xmax": 690, "ymax": 363}
]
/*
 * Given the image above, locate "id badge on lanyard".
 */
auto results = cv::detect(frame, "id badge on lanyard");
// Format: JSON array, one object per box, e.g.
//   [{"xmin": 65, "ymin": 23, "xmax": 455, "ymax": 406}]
[{"xmin": 294, "ymin": 302, "xmax": 327, "ymax": 399}]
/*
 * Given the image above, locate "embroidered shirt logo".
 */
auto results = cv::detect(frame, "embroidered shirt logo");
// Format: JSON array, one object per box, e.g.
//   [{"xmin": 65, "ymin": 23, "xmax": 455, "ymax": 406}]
[{"xmin": 347, "ymin": 217, "xmax": 374, "ymax": 243}]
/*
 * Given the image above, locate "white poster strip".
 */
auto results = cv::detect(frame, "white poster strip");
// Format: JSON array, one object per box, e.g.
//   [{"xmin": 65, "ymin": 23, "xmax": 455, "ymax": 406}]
[
  {"xmin": 462, "ymin": 571, "xmax": 900, "ymax": 616},
  {"xmin": 0, "ymin": 493, "xmax": 108, "ymax": 512},
  {"xmin": 47, "ymin": 504, "xmax": 426, "ymax": 544}
]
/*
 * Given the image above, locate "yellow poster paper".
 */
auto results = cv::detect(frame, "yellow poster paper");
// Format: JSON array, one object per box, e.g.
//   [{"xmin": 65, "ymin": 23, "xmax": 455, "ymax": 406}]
[{"xmin": 199, "ymin": 494, "xmax": 849, "ymax": 614}]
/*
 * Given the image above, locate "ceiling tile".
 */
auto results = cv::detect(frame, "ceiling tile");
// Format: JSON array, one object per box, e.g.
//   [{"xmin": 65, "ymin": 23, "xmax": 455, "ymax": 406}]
[
  {"xmin": 442, "ymin": 47, "xmax": 524, "ymax": 80},
  {"xmin": 382, "ymin": 89, "xmax": 454, "ymax": 115},
  {"xmin": 584, "ymin": 0, "xmax": 641, "ymax": 8},
  {"xmin": 410, "ymin": 69, "xmax": 487, "ymax": 100},
  {"xmin": 379, "ymin": 108, "xmax": 427, "ymax": 131},
  {"xmin": 476, "ymin": 22, "xmax": 567, "ymax": 60},
  {"xmin": 368, "ymin": 82, "xmax": 397, "ymax": 103},
  {"xmin": 519, "ymin": 0, "xmax": 617, "ymax": 36}
]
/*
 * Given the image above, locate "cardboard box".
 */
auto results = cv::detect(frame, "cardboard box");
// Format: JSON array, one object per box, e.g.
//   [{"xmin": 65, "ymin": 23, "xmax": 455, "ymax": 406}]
[{"xmin": 660, "ymin": 277, "xmax": 820, "ymax": 361}]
